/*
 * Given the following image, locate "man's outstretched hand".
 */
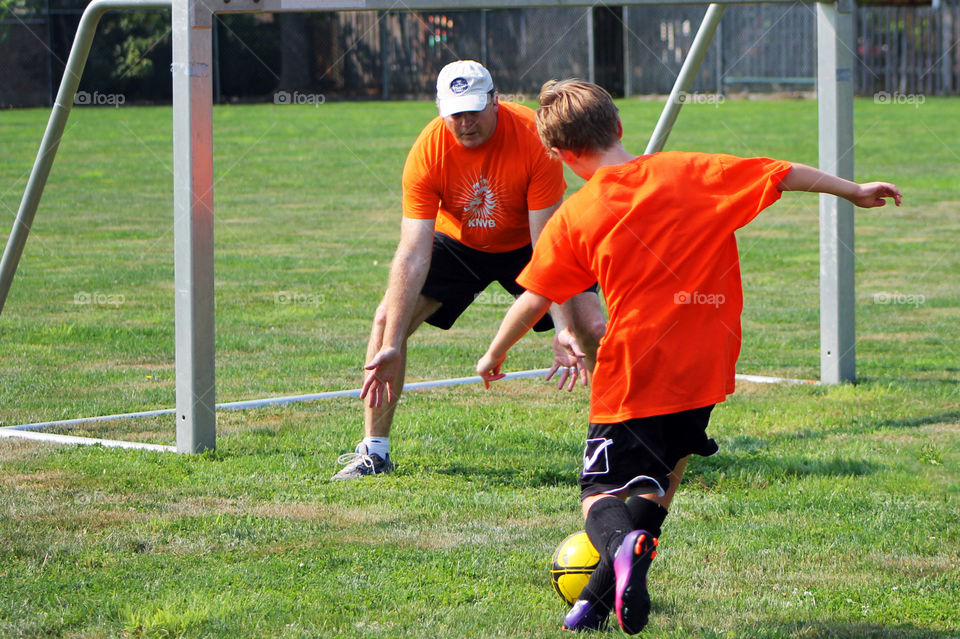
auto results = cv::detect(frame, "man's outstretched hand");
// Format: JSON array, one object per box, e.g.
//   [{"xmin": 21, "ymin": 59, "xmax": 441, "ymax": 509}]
[
  {"xmin": 361, "ymin": 346, "xmax": 402, "ymax": 408},
  {"xmin": 546, "ymin": 328, "xmax": 588, "ymax": 391}
]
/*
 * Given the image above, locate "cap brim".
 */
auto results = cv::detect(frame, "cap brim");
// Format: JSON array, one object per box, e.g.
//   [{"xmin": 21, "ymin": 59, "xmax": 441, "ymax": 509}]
[{"xmin": 437, "ymin": 94, "xmax": 489, "ymax": 117}]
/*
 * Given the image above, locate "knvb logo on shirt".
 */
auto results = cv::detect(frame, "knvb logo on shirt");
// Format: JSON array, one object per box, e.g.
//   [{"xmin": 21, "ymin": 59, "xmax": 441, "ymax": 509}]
[{"xmin": 457, "ymin": 174, "xmax": 503, "ymax": 230}]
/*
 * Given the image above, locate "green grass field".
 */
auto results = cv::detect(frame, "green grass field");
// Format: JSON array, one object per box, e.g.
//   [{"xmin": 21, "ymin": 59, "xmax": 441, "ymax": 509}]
[{"xmin": 0, "ymin": 97, "xmax": 957, "ymax": 638}]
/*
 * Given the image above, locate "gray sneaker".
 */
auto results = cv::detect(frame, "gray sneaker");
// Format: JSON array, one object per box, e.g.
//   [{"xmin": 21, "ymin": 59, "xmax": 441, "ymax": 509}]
[{"xmin": 330, "ymin": 444, "xmax": 394, "ymax": 481}]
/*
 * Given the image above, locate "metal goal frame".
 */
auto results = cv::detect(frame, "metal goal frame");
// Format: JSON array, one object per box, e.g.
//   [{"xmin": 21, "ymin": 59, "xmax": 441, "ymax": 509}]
[{"xmin": 0, "ymin": 0, "xmax": 857, "ymax": 453}]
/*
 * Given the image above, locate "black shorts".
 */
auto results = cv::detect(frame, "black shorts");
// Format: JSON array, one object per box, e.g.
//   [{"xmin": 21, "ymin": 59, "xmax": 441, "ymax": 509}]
[
  {"xmin": 421, "ymin": 232, "xmax": 555, "ymax": 331},
  {"xmin": 579, "ymin": 405, "xmax": 718, "ymax": 501}
]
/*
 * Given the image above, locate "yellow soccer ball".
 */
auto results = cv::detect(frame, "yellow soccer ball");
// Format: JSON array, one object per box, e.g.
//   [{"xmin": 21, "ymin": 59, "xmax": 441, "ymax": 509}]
[{"xmin": 550, "ymin": 530, "xmax": 600, "ymax": 606}]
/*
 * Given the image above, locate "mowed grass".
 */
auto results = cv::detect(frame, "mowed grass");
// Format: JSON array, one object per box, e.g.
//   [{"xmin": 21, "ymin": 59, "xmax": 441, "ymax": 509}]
[{"xmin": 0, "ymin": 97, "xmax": 957, "ymax": 638}]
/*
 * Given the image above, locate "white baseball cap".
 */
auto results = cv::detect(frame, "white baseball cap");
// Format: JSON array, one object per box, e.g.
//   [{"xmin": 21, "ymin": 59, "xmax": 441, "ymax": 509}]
[{"xmin": 435, "ymin": 60, "xmax": 494, "ymax": 117}]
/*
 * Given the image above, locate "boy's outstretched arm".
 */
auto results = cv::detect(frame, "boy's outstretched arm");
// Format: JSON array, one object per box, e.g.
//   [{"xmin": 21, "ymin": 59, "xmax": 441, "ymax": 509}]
[
  {"xmin": 778, "ymin": 163, "xmax": 902, "ymax": 208},
  {"xmin": 477, "ymin": 291, "xmax": 553, "ymax": 388}
]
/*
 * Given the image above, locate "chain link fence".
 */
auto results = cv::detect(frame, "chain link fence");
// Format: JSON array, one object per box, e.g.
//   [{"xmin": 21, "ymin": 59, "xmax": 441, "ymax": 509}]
[{"xmin": 1, "ymin": 4, "xmax": 958, "ymax": 107}]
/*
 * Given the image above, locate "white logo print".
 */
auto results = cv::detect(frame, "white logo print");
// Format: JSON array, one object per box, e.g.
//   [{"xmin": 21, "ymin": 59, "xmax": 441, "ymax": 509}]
[
  {"xmin": 456, "ymin": 173, "xmax": 503, "ymax": 230},
  {"xmin": 582, "ymin": 438, "xmax": 613, "ymax": 475}
]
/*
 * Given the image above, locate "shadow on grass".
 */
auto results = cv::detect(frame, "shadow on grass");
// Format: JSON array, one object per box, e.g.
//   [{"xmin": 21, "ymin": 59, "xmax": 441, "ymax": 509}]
[
  {"xmin": 430, "ymin": 463, "xmax": 578, "ymax": 489},
  {"xmin": 876, "ymin": 410, "xmax": 960, "ymax": 430},
  {"xmin": 744, "ymin": 621, "xmax": 960, "ymax": 638},
  {"xmin": 688, "ymin": 450, "xmax": 878, "ymax": 489},
  {"xmin": 652, "ymin": 600, "xmax": 957, "ymax": 638},
  {"xmin": 733, "ymin": 410, "xmax": 960, "ymax": 449},
  {"xmin": 428, "ymin": 435, "xmax": 881, "ymax": 491}
]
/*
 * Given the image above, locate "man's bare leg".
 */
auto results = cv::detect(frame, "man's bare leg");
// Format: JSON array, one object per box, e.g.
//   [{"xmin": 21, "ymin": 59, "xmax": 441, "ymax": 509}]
[
  {"xmin": 331, "ymin": 294, "xmax": 440, "ymax": 480},
  {"xmin": 565, "ymin": 290, "xmax": 606, "ymax": 376},
  {"xmin": 549, "ymin": 291, "xmax": 606, "ymax": 390},
  {"xmin": 363, "ymin": 294, "xmax": 441, "ymax": 438}
]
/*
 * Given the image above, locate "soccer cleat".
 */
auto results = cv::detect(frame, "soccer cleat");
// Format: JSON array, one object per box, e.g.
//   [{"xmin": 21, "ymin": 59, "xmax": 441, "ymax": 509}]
[
  {"xmin": 562, "ymin": 599, "xmax": 608, "ymax": 632},
  {"xmin": 613, "ymin": 530, "xmax": 658, "ymax": 634},
  {"xmin": 330, "ymin": 443, "xmax": 394, "ymax": 481}
]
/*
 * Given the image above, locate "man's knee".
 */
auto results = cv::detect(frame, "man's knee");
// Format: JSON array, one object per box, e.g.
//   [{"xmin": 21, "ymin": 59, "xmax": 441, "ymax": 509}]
[
  {"xmin": 571, "ymin": 317, "xmax": 606, "ymax": 348},
  {"xmin": 582, "ymin": 319, "xmax": 606, "ymax": 343},
  {"xmin": 373, "ymin": 303, "xmax": 388, "ymax": 328},
  {"xmin": 568, "ymin": 293, "xmax": 606, "ymax": 344}
]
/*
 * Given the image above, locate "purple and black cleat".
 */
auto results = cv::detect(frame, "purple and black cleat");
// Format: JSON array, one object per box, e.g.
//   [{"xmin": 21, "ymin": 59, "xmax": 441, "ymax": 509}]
[
  {"xmin": 613, "ymin": 529, "xmax": 658, "ymax": 634},
  {"xmin": 562, "ymin": 599, "xmax": 608, "ymax": 632}
]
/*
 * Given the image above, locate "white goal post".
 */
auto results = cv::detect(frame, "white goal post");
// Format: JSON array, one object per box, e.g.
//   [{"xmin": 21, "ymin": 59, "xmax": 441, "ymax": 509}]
[{"xmin": 0, "ymin": 0, "xmax": 856, "ymax": 453}]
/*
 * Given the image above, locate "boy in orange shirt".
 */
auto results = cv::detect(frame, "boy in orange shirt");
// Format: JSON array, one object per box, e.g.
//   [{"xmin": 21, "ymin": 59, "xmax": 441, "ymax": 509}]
[{"xmin": 477, "ymin": 79, "xmax": 901, "ymax": 633}]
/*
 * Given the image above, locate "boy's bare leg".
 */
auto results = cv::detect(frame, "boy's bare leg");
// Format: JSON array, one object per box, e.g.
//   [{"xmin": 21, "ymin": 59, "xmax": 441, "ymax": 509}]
[
  {"xmin": 565, "ymin": 457, "xmax": 691, "ymax": 631},
  {"xmin": 632, "ymin": 455, "xmax": 689, "ymax": 509},
  {"xmin": 581, "ymin": 455, "xmax": 689, "ymax": 517}
]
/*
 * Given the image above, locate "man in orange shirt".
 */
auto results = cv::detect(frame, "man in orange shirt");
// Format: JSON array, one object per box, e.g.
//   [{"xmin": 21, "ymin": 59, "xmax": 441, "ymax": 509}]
[
  {"xmin": 332, "ymin": 62, "xmax": 606, "ymax": 480},
  {"xmin": 477, "ymin": 79, "xmax": 901, "ymax": 633}
]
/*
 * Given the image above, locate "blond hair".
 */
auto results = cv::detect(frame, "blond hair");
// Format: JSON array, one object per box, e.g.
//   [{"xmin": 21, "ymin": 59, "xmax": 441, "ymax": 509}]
[{"xmin": 536, "ymin": 79, "xmax": 620, "ymax": 157}]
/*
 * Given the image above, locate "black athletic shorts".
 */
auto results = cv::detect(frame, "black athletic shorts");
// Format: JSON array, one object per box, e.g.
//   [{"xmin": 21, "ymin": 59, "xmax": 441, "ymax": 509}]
[
  {"xmin": 579, "ymin": 405, "xmax": 718, "ymax": 501},
  {"xmin": 422, "ymin": 232, "xmax": 570, "ymax": 331}
]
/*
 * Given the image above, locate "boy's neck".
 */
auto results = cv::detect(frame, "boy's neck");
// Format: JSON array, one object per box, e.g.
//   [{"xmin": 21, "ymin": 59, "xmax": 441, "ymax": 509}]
[{"xmin": 567, "ymin": 143, "xmax": 638, "ymax": 180}]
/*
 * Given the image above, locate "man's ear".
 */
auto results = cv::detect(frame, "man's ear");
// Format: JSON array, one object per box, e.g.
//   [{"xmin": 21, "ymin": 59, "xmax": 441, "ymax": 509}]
[{"xmin": 617, "ymin": 118, "xmax": 624, "ymax": 140}]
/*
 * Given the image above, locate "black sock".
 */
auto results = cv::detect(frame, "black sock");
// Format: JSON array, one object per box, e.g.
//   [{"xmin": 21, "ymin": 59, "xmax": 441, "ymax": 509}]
[
  {"xmin": 578, "ymin": 557, "xmax": 614, "ymax": 610},
  {"xmin": 626, "ymin": 497, "xmax": 668, "ymax": 537},
  {"xmin": 579, "ymin": 497, "xmax": 633, "ymax": 610},
  {"xmin": 584, "ymin": 497, "xmax": 634, "ymax": 561}
]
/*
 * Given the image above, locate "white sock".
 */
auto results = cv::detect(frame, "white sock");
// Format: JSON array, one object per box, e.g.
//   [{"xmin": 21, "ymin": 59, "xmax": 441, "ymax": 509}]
[{"xmin": 360, "ymin": 437, "xmax": 389, "ymax": 459}]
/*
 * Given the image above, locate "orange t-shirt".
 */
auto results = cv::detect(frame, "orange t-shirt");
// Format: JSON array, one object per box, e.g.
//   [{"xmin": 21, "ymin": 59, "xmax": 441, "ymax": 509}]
[
  {"xmin": 517, "ymin": 152, "xmax": 793, "ymax": 423},
  {"xmin": 401, "ymin": 101, "xmax": 566, "ymax": 252}
]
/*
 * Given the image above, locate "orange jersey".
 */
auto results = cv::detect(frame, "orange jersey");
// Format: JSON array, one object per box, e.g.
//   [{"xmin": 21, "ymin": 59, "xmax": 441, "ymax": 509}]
[
  {"xmin": 401, "ymin": 101, "xmax": 566, "ymax": 252},
  {"xmin": 517, "ymin": 152, "xmax": 793, "ymax": 423}
]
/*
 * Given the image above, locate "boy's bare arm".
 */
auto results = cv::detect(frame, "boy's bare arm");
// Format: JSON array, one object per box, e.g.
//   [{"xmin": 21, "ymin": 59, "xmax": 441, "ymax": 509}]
[
  {"xmin": 778, "ymin": 163, "xmax": 902, "ymax": 208},
  {"xmin": 477, "ymin": 291, "xmax": 553, "ymax": 387}
]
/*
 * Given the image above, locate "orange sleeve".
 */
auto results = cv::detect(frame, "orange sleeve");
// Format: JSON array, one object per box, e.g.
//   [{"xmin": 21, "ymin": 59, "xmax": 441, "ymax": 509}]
[
  {"xmin": 516, "ymin": 210, "xmax": 594, "ymax": 304},
  {"xmin": 401, "ymin": 128, "xmax": 442, "ymax": 220},
  {"xmin": 715, "ymin": 155, "xmax": 793, "ymax": 230},
  {"xmin": 525, "ymin": 145, "xmax": 566, "ymax": 211}
]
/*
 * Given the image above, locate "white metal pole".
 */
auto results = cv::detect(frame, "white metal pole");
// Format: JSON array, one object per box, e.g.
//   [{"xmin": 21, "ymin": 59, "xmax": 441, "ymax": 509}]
[
  {"xmin": 586, "ymin": 7, "xmax": 595, "ymax": 84},
  {"xmin": 817, "ymin": 0, "xmax": 856, "ymax": 384},
  {"xmin": 623, "ymin": 5, "xmax": 632, "ymax": 98},
  {"xmin": 645, "ymin": 3, "xmax": 726, "ymax": 154},
  {"xmin": 172, "ymin": 0, "xmax": 217, "ymax": 452},
  {"xmin": 0, "ymin": 0, "xmax": 170, "ymax": 315},
  {"xmin": 4, "ymin": 369, "xmax": 816, "ymax": 435}
]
